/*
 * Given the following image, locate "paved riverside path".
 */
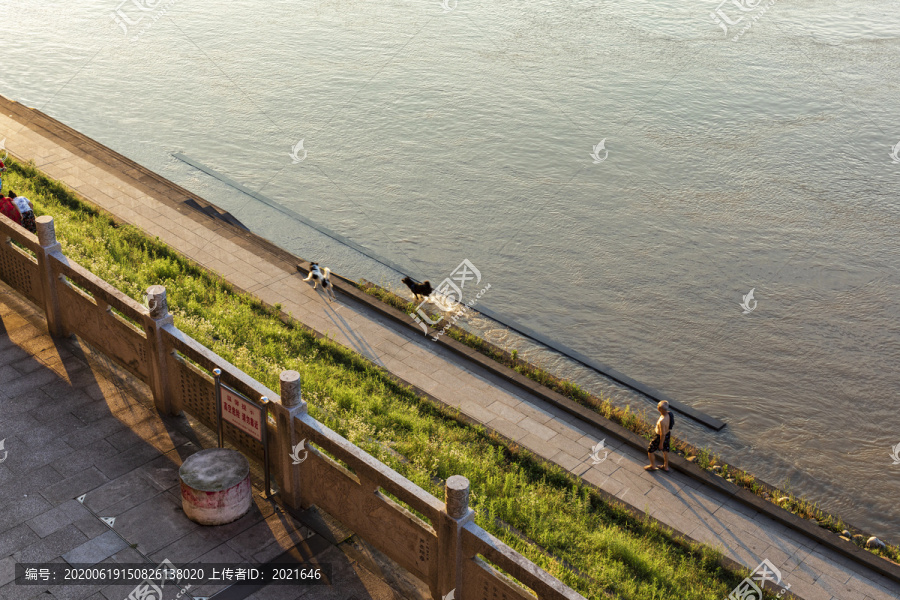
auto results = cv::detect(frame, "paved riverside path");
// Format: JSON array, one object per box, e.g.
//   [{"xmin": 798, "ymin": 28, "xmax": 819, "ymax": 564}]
[
  {"xmin": 2, "ymin": 106, "xmax": 899, "ymax": 600},
  {"xmin": 0, "ymin": 279, "xmax": 426, "ymax": 600}
]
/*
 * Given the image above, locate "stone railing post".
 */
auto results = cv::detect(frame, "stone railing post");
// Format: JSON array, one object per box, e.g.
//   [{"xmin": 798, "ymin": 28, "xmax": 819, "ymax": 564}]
[
  {"xmin": 436, "ymin": 475, "xmax": 475, "ymax": 600},
  {"xmin": 143, "ymin": 285, "xmax": 178, "ymax": 415},
  {"xmin": 35, "ymin": 216, "xmax": 65, "ymax": 337},
  {"xmin": 269, "ymin": 370, "xmax": 307, "ymax": 509}
]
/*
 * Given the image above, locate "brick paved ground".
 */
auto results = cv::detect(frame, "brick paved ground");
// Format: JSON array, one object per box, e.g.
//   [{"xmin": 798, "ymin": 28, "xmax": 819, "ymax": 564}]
[
  {"xmin": 0, "ymin": 280, "xmax": 423, "ymax": 600},
  {"xmin": 2, "ymin": 101, "xmax": 899, "ymax": 600}
]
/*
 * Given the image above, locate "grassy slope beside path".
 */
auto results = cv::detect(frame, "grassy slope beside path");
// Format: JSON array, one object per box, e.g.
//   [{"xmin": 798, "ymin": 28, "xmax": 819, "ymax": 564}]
[{"xmin": 3, "ymin": 158, "xmax": 775, "ymax": 600}]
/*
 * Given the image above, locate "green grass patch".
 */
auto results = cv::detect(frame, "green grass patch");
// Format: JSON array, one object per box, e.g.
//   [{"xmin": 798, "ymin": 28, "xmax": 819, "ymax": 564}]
[{"xmin": 2, "ymin": 157, "xmax": 866, "ymax": 597}]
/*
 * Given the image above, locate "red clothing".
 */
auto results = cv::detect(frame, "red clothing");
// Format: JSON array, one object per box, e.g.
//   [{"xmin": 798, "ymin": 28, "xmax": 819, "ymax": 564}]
[{"xmin": 0, "ymin": 196, "xmax": 21, "ymax": 224}]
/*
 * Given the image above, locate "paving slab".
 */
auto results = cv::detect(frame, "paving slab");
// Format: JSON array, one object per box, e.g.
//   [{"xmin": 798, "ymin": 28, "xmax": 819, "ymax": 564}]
[
  {"xmin": 14, "ymin": 525, "xmax": 89, "ymax": 564},
  {"xmin": 25, "ymin": 501, "xmax": 91, "ymax": 539},
  {"xmin": 0, "ymin": 525, "xmax": 40, "ymax": 560},
  {"xmin": 40, "ymin": 469, "xmax": 110, "ymax": 506},
  {"xmin": 60, "ymin": 531, "xmax": 127, "ymax": 566},
  {"xmin": 0, "ymin": 497, "xmax": 55, "ymax": 537}
]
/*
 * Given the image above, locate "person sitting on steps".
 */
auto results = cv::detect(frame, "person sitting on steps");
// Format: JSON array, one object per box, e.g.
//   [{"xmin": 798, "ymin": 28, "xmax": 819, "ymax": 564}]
[{"xmin": 0, "ymin": 190, "xmax": 37, "ymax": 234}]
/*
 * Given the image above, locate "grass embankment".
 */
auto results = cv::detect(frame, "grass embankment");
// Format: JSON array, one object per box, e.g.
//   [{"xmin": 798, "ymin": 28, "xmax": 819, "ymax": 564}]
[
  {"xmin": 359, "ymin": 284, "xmax": 900, "ymax": 563},
  {"xmin": 0, "ymin": 158, "xmax": 826, "ymax": 599}
]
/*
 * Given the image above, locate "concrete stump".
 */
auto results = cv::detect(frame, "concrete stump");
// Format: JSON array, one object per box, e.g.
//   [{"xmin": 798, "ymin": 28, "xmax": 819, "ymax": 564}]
[{"xmin": 179, "ymin": 448, "xmax": 251, "ymax": 525}]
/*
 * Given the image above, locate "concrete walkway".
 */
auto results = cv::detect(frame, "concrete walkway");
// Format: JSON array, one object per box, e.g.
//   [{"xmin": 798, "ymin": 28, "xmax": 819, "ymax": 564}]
[
  {"xmin": 2, "ymin": 104, "xmax": 899, "ymax": 600},
  {"xmin": 0, "ymin": 281, "xmax": 424, "ymax": 600}
]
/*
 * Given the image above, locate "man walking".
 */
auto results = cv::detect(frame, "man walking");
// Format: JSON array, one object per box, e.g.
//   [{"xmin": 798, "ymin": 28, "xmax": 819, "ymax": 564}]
[{"xmin": 645, "ymin": 401, "xmax": 674, "ymax": 472}]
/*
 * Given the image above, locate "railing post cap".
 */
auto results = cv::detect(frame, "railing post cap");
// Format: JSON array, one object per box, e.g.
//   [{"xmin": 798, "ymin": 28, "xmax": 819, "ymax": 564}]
[
  {"xmin": 447, "ymin": 475, "xmax": 469, "ymax": 491},
  {"xmin": 280, "ymin": 370, "xmax": 301, "ymax": 384},
  {"xmin": 279, "ymin": 370, "xmax": 304, "ymax": 409},
  {"xmin": 445, "ymin": 475, "xmax": 471, "ymax": 519},
  {"xmin": 146, "ymin": 285, "xmax": 169, "ymax": 319},
  {"xmin": 35, "ymin": 215, "xmax": 58, "ymax": 247}
]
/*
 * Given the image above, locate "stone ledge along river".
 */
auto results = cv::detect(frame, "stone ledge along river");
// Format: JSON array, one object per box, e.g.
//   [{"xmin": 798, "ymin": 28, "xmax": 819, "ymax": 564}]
[{"xmin": 3, "ymin": 0, "xmax": 898, "ymax": 539}]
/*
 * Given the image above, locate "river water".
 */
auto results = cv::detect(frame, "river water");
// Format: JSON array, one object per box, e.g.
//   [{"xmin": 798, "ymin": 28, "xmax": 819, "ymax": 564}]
[{"xmin": 3, "ymin": 0, "xmax": 899, "ymax": 538}]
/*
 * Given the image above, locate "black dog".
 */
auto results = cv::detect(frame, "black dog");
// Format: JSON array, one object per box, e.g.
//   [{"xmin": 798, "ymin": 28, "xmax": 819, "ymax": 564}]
[{"xmin": 401, "ymin": 276, "xmax": 433, "ymax": 302}]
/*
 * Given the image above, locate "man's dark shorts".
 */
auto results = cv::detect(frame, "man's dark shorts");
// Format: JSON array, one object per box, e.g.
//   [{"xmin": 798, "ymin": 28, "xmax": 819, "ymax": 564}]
[{"xmin": 648, "ymin": 432, "xmax": 671, "ymax": 453}]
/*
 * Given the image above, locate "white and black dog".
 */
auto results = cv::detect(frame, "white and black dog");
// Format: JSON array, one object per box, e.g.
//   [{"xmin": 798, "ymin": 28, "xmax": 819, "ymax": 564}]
[{"xmin": 299, "ymin": 262, "xmax": 336, "ymax": 301}]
